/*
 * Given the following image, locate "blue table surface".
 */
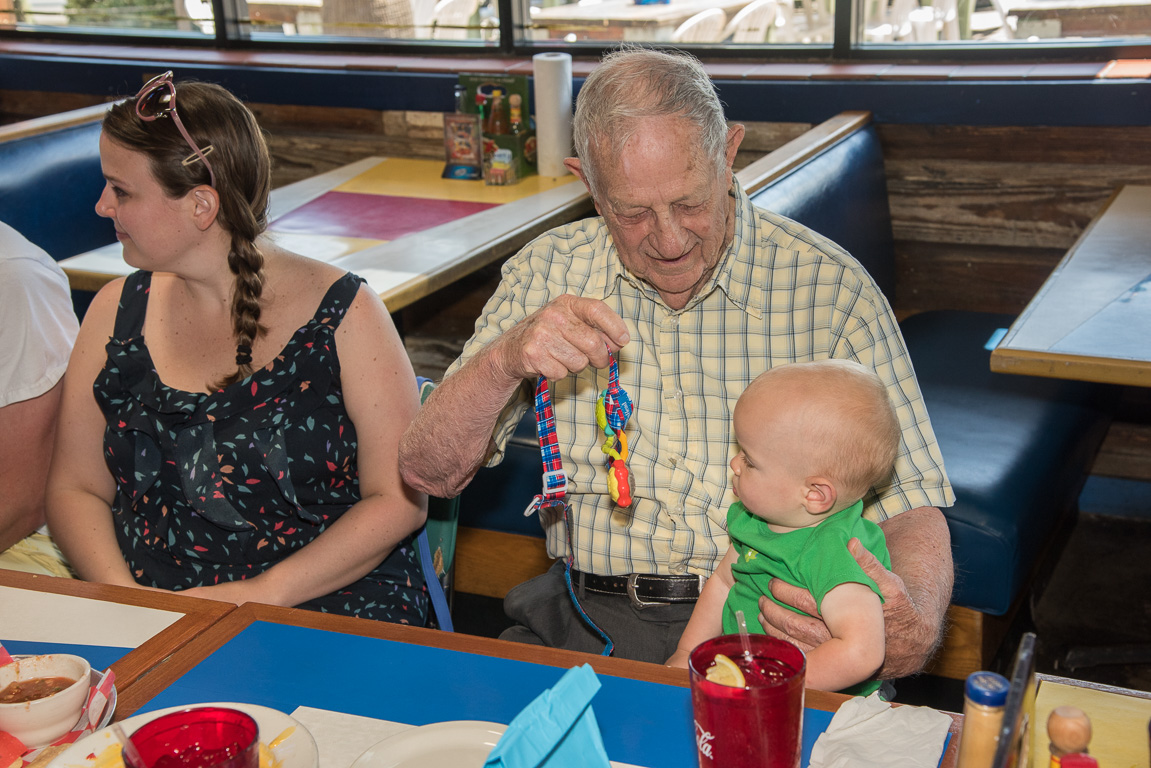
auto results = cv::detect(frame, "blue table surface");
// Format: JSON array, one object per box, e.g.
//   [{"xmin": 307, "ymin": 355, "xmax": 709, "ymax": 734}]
[
  {"xmin": 1, "ymin": 640, "xmax": 131, "ymax": 674},
  {"xmin": 134, "ymin": 621, "xmax": 834, "ymax": 768}
]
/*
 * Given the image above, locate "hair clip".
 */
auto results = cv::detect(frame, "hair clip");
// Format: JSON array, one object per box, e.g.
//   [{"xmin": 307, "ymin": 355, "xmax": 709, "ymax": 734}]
[
  {"xmin": 235, "ymin": 344, "xmax": 253, "ymax": 366},
  {"xmin": 182, "ymin": 144, "xmax": 215, "ymax": 168}
]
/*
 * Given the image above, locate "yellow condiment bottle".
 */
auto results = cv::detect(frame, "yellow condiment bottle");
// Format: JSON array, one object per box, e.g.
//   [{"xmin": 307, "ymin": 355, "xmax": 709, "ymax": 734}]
[{"xmin": 956, "ymin": 671, "xmax": 1010, "ymax": 768}]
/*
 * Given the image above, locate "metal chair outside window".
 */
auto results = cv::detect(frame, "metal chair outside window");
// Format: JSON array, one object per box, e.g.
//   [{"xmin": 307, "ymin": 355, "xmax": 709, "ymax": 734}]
[
  {"xmin": 721, "ymin": 0, "xmax": 780, "ymax": 42},
  {"xmin": 670, "ymin": 7, "xmax": 728, "ymax": 43}
]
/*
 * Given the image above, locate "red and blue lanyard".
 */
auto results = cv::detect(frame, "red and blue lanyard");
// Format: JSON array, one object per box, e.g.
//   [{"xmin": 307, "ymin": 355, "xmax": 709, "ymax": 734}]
[{"xmin": 523, "ymin": 350, "xmax": 632, "ymax": 656}]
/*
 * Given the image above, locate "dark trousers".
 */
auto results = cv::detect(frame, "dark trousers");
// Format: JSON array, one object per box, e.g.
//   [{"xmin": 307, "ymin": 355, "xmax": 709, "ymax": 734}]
[{"xmin": 500, "ymin": 561, "xmax": 696, "ymax": 664}]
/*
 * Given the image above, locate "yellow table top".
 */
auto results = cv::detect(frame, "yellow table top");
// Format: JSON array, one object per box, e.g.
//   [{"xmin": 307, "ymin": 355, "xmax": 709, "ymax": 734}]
[
  {"xmin": 336, "ymin": 157, "xmax": 579, "ymax": 203},
  {"xmin": 1031, "ymin": 676, "xmax": 1151, "ymax": 768}
]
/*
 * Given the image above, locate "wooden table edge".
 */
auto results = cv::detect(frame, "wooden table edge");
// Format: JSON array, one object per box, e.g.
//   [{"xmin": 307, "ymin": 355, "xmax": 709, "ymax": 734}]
[
  {"xmin": 62, "ymin": 268, "xmax": 118, "ymax": 294},
  {"xmin": 989, "ymin": 347, "xmax": 1151, "ymax": 387},
  {"xmin": 0, "ymin": 570, "xmax": 235, "ymax": 695},
  {"xmin": 1035, "ymin": 672, "xmax": 1151, "ymax": 700}
]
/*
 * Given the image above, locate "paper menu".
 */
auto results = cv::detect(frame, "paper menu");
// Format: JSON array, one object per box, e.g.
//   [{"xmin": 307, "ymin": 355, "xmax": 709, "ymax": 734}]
[{"xmin": 0, "ymin": 586, "xmax": 181, "ymax": 648}]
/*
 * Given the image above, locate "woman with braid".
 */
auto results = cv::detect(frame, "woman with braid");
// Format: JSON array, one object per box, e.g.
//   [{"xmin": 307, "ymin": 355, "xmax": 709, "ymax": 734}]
[{"xmin": 46, "ymin": 74, "xmax": 429, "ymax": 624}]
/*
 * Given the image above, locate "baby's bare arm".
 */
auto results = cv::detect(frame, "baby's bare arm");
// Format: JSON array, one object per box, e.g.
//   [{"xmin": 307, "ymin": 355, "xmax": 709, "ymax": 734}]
[
  {"xmin": 802, "ymin": 582, "xmax": 885, "ymax": 692},
  {"xmin": 667, "ymin": 546, "xmax": 739, "ymax": 668}
]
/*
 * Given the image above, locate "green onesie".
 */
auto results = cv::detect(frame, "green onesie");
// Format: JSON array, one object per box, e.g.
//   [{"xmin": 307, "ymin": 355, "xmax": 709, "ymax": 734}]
[{"xmin": 723, "ymin": 499, "xmax": 890, "ymax": 696}]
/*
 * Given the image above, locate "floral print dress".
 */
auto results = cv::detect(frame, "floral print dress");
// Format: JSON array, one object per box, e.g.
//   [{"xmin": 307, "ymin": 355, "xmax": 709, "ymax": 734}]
[{"xmin": 95, "ymin": 270, "xmax": 427, "ymax": 624}]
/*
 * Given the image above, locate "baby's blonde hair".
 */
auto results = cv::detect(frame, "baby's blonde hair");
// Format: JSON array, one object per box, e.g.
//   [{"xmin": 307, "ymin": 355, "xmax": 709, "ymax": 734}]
[{"xmin": 742, "ymin": 359, "xmax": 901, "ymax": 502}]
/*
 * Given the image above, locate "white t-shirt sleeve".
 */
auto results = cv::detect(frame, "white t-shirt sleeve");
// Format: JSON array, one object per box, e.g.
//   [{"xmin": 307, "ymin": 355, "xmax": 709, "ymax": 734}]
[{"xmin": 0, "ymin": 224, "xmax": 81, "ymax": 407}]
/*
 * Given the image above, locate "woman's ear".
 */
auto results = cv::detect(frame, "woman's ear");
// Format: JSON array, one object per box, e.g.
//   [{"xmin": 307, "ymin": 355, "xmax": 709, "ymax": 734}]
[
  {"xmin": 802, "ymin": 477, "xmax": 837, "ymax": 515},
  {"xmin": 190, "ymin": 186, "xmax": 220, "ymax": 231}
]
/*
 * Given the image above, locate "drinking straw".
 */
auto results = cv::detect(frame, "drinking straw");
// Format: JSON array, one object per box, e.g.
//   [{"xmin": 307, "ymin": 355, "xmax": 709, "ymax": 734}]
[
  {"xmin": 112, "ymin": 723, "xmax": 147, "ymax": 768},
  {"xmin": 735, "ymin": 610, "xmax": 753, "ymax": 661}
]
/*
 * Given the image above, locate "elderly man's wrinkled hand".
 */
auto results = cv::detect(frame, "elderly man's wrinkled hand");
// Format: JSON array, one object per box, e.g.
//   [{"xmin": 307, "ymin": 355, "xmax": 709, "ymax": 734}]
[
  {"xmin": 495, "ymin": 294, "xmax": 630, "ymax": 381},
  {"xmin": 757, "ymin": 581, "xmax": 831, "ymax": 653}
]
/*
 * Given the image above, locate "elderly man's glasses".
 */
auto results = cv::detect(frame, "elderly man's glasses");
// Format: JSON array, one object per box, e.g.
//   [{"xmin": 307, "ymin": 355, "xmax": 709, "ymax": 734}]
[{"xmin": 134, "ymin": 71, "xmax": 216, "ymax": 188}]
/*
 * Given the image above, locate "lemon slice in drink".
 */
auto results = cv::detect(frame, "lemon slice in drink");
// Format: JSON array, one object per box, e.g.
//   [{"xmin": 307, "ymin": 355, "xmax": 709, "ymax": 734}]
[{"xmin": 705, "ymin": 653, "xmax": 746, "ymax": 688}]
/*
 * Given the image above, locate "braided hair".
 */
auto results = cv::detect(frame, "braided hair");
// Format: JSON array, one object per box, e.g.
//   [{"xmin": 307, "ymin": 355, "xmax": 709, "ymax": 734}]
[{"xmin": 103, "ymin": 80, "xmax": 272, "ymax": 391}]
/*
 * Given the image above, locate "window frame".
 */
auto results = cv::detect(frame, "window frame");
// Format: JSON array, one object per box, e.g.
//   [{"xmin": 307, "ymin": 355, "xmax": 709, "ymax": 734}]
[{"xmin": 2, "ymin": 0, "xmax": 1150, "ymax": 61}]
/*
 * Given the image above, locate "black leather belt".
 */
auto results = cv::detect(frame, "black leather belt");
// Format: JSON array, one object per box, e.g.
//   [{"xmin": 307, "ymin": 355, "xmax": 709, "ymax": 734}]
[{"xmin": 573, "ymin": 570, "xmax": 705, "ymax": 610}]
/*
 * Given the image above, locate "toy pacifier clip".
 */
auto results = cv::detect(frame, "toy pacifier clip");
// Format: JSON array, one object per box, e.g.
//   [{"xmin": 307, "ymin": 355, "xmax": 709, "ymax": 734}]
[
  {"xmin": 595, "ymin": 351, "xmax": 633, "ymax": 508},
  {"xmin": 521, "ymin": 348, "xmax": 633, "ymax": 657}
]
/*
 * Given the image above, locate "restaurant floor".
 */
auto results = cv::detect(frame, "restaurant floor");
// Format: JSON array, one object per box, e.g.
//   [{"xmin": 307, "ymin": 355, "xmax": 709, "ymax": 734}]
[{"xmin": 450, "ymin": 475, "xmax": 1151, "ymax": 714}]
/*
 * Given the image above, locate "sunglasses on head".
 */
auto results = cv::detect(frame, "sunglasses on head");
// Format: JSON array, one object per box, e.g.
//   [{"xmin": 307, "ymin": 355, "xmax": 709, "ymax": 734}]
[{"xmin": 134, "ymin": 71, "xmax": 217, "ymax": 188}]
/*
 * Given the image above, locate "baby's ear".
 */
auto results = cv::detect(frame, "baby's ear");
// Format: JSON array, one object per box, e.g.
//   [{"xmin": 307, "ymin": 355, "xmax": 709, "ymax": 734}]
[{"xmin": 802, "ymin": 478, "xmax": 837, "ymax": 515}]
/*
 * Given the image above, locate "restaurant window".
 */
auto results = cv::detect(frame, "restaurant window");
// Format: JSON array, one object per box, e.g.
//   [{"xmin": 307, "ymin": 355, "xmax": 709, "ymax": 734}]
[
  {"xmin": 0, "ymin": 0, "xmax": 210, "ymax": 34},
  {"xmin": 1, "ymin": 0, "xmax": 1149, "ymax": 54},
  {"xmin": 520, "ymin": 0, "xmax": 834, "ymax": 46},
  {"xmin": 857, "ymin": 0, "xmax": 1151, "ymax": 46},
  {"xmin": 248, "ymin": 0, "xmax": 500, "ymax": 41},
  {"xmin": 0, "ymin": 0, "xmax": 502, "ymax": 41}
]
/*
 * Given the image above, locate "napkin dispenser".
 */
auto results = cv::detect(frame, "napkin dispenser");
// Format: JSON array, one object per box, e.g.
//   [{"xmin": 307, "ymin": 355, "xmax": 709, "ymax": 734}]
[{"xmin": 484, "ymin": 663, "xmax": 611, "ymax": 768}]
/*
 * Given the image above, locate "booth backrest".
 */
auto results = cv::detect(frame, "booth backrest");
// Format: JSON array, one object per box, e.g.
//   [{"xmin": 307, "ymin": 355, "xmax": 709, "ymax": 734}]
[
  {"xmin": 748, "ymin": 124, "xmax": 896, "ymax": 298},
  {"xmin": 0, "ymin": 120, "xmax": 114, "ymax": 263}
]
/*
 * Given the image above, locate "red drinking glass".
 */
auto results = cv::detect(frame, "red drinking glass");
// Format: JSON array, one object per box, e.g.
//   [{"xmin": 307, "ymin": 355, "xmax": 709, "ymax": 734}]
[
  {"xmin": 125, "ymin": 707, "xmax": 259, "ymax": 768},
  {"xmin": 689, "ymin": 635, "xmax": 806, "ymax": 768}
]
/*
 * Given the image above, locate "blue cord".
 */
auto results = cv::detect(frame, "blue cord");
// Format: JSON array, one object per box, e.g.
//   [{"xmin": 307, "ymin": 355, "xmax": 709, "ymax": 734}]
[{"xmin": 417, "ymin": 526, "xmax": 454, "ymax": 632}]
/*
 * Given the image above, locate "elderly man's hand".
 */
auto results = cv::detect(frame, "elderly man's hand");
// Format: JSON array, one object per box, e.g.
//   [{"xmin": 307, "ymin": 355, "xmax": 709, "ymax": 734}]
[
  {"xmin": 493, "ymin": 294, "xmax": 630, "ymax": 381},
  {"xmin": 757, "ymin": 536, "xmax": 943, "ymax": 680}
]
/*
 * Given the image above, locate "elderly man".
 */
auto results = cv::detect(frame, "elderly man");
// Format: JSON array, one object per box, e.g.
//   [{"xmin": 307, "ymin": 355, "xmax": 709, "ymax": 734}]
[
  {"xmin": 0, "ymin": 221, "xmax": 79, "ymax": 577},
  {"xmin": 400, "ymin": 47, "xmax": 955, "ymax": 673}
]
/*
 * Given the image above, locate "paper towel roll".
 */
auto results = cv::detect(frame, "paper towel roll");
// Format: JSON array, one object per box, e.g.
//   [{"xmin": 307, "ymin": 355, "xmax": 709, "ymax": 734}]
[{"xmin": 533, "ymin": 52, "xmax": 573, "ymax": 178}]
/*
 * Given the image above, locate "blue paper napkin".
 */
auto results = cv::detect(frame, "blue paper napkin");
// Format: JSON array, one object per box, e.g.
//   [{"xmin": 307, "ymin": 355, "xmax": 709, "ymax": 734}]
[{"xmin": 484, "ymin": 663, "xmax": 612, "ymax": 768}]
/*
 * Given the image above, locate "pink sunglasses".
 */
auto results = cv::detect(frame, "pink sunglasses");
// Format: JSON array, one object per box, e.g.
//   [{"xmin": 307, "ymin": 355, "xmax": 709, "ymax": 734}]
[{"xmin": 134, "ymin": 71, "xmax": 216, "ymax": 188}]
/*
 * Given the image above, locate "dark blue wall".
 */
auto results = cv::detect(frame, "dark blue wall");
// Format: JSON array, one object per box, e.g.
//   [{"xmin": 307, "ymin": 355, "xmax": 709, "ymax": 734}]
[{"xmin": 3, "ymin": 52, "xmax": 1150, "ymax": 126}]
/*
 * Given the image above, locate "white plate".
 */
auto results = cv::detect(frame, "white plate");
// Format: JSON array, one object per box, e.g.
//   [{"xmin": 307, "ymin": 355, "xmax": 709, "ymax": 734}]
[
  {"xmin": 351, "ymin": 720, "xmax": 505, "ymax": 768},
  {"xmin": 46, "ymin": 702, "xmax": 319, "ymax": 768}
]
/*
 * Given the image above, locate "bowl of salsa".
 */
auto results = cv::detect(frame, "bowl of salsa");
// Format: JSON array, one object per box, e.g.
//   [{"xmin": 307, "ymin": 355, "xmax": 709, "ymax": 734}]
[{"xmin": 0, "ymin": 653, "xmax": 91, "ymax": 747}]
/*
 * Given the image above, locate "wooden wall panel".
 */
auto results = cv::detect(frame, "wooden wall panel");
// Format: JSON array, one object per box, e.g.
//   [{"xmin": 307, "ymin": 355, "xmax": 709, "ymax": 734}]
[
  {"xmin": 879, "ymin": 124, "xmax": 1151, "ymax": 165},
  {"xmin": 878, "ymin": 123, "xmax": 1151, "ymax": 316},
  {"xmin": 0, "ymin": 89, "xmax": 107, "ymax": 124},
  {"xmin": 895, "ymin": 241, "xmax": 1067, "ymax": 316},
  {"xmin": 256, "ymin": 107, "xmax": 448, "ymax": 187},
  {"xmin": 886, "ymin": 158, "xmax": 1151, "ymax": 249},
  {"xmin": 1093, "ymin": 422, "xmax": 1151, "ymax": 481},
  {"xmin": 255, "ymin": 110, "xmax": 813, "ymax": 188}
]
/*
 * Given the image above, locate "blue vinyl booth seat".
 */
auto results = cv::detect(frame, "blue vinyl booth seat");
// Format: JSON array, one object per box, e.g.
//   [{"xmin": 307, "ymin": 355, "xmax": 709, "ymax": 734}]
[
  {"xmin": 0, "ymin": 119, "xmax": 113, "ymax": 318},
  {"xmin": 898, "ymin": 311, "xmax": 1111, "ymax": 616},
  {"xmin": 457, "ymin": 113, "xmax": 1114, "ymax": 677}
]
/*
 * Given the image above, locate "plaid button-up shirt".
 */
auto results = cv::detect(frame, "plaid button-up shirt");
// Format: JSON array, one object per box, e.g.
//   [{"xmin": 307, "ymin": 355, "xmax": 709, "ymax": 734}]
[{"xmin": 448, "ymin": 179, "xmax": 954, "ymax": 577}]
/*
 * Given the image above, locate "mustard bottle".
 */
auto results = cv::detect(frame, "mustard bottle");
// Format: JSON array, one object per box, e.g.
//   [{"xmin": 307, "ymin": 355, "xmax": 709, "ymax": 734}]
[{"xmin": 956, "ymin": 671, "xmax": 1010, "ymax": 768}]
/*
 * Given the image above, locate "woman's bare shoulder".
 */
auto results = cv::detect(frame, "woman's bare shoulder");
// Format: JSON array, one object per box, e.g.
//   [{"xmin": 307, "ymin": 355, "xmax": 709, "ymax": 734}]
[
  {"xmin": 264, "ymin": 247, "xmax": 346, "ymax": 298},
  {"xmin": 81, "ymin": 276, "xmax": 129, "ymax": 334}
]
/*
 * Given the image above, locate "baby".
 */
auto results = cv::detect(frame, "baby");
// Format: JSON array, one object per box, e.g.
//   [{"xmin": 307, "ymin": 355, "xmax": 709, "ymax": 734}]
[{"xmin": 667, "ymin": 359, "xmax": 900, "ymax": 695}]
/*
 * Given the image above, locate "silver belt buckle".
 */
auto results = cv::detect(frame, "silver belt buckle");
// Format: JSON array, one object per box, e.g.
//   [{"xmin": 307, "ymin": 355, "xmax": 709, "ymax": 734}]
[{"xmin": 626, "ymin": 574, "xmax": 660, "ymax": 610}]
